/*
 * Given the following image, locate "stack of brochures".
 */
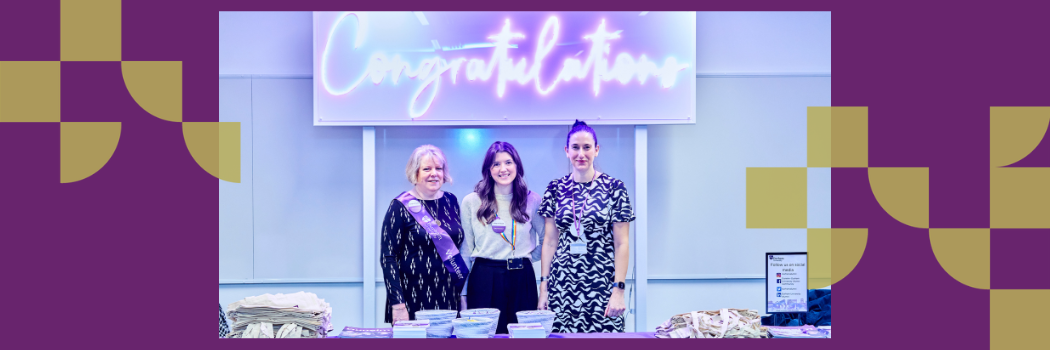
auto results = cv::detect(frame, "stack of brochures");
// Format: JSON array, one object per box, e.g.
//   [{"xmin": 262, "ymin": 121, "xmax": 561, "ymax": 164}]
[
  {"xmin": 766, "ymin": 325, "xmax": 829, "ymax": 338},
  {"xmin": 393, "ymin": 320, "xmax": 430, "ymax": 338},
  {"xmin": 508, "ymin": 323, "xmax": 547, "ymax": 338},
  {"xmin": 338, "ymin": 327, "xmax": 392, "ymax": 338}
]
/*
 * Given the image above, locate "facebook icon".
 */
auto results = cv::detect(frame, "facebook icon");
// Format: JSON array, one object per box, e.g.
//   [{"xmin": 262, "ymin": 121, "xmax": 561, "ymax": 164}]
[{"xmin": 777, "ymin": 279, "xmax": 781, "ymax": 284}]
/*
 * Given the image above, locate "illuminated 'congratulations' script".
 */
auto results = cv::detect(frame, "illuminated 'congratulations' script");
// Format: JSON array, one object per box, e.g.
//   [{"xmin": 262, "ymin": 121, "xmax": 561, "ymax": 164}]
[{"xmin": 321, "ymin": 14, "xmax": 691, "ymax": 118}]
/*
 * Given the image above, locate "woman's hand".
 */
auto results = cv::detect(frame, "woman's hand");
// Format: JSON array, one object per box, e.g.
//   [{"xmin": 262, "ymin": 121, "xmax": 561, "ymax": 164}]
[
  {"xmin": 392, "ymin": 303, "xmax": 410, "ymax": 324},
  {"xmin": 537, "ymin": 280, "xmax": 550, "ymax": 310},
  {"xmin": 604, "ymin": 288, "xmax": 626, "ymax": 317}
]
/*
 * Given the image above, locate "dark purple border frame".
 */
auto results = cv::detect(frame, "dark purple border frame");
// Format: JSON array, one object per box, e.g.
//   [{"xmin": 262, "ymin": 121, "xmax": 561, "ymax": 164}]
[{"xmin": 2, "ymin": 0, "xmax": 1048, "ymax": 349}]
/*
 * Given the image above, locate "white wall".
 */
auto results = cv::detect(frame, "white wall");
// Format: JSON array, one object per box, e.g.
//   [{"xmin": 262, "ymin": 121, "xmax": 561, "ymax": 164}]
[
  {"xmin": 695, "ymin": 12, "xmax": 831, "ymax": 74},
  {"xmin": 219, "ymin": 12, "xmax": 313, "ymax": 75},
  {"xmin": 219, "ymin": 11, "xmax": 831, "ymax": 333}
]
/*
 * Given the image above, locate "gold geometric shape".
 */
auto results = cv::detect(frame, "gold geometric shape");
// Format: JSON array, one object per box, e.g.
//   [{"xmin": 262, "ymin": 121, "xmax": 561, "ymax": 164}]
[
  {"xmin": 868, "ymin": 167, "xmax": 929, "ymax": 228},
  {"xmin": 990, "ymin": 167, "xmax": 1050, "ymax": 228},
  {"xmin": 61, "ymin": 0, "xmax": 122, "ymax": 61},
  {"xmin": 183, "ymin": 122, "xmax": 241, "ymax": 183},
  {"xmin": 121, "ymin": 61, "xmax": 182, "ymax": 122},
  {"xmin": 61, "ymin": 122, "xmax": 121, "ymax": 183},
  {"xmin": 992, "ymin": 289, "xmax": 1050, "ymax": 350},
  {"xmin": 746, "ymin": 167, "xmax": 806, "ymax": 228},
  {"xmin": 807, "ymin": 228, "xmax": 831, "ymax": 288},
  {"xmin": 808, "ymin": 228, "xmax": 868, "ymax": 288},
  {"xmin": 806, "ymin": 107, "xmax": 832, "ymax": 167},
  {"xmin": 929, "ymin": 229, "xmax": 990, "ymax": 289},
  {"xmin": 990, "ymin": 107, "xmax": 1050, "ymax": 167},
  {"xmin": 0, "ymin": 61, "xmax": 61, "ymax": 122},
  {"xmin": 807, "ymin": 106, "xmax": 868, "ymax": 168}
]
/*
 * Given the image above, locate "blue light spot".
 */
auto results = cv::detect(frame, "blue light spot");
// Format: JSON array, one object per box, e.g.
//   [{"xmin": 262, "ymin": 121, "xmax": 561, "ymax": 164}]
[{"xmin": 453, "ymin": 128, "xmax": 487, "ymax": 152}]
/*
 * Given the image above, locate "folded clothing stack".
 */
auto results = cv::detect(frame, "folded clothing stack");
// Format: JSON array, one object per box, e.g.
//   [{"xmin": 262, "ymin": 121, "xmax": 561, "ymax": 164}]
[
  {"xmin": 655, "ymin": 308, "xmax": 769, "ymax": 339},
  {"xmin": 226, "ymin": 292, "xmax": 333, "ymax": 338}
]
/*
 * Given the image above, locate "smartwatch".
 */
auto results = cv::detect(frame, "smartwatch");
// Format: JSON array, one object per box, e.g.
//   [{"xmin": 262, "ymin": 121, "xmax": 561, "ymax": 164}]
[{"xmin": 611, "ymin": 281, "xmax": 625, "ymax": 290}]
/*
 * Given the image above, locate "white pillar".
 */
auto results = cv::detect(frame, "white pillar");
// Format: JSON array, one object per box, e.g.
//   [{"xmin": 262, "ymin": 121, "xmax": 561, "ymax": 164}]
[
  {"xmin": 634, "ymin": 125, "xmax": 648, "ymax": 332},
  {"xmin": 363, "ymin": 126, "xmax": 376, "ymax": 328}
]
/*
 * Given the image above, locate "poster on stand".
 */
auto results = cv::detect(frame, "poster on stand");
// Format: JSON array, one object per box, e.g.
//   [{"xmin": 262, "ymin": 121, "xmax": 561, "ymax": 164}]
[{"xmin": 766, "ymin": 252, "xmax": 808, "ymax": 314}]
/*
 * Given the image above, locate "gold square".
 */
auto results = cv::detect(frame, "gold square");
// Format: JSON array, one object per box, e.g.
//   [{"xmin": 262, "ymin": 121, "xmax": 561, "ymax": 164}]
[
  {"xmin": 746, "ymin": 167, "xmax": 807, "ymax": 228},
  {"xmin": 992, "ymin": 290, "xmax": 1050, "ymax": 349},
  {"xmin": 991, "ymin": 168, "xmax": 1050, "ymax": 228},
  {"xmin": 807, "ymin": 107, "xmax": 832, "ymax": 167},
  {"xmin": 807, "ymin": 228, "xmax": 831, "ymax": 288},
  {"xmin": 0, "ymin": 61, "xmax": 61, "ymax": 123},
  {"xmin": 61, "ymin": 0, "xmax": 122, "ymax": 61},
  {"xmin": 830, "ymin": 107, "xmax": 868, "ymax": 167}
]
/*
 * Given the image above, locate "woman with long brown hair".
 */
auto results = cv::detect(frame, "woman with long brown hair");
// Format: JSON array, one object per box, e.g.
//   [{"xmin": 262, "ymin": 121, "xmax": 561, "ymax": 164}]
[{"xmin": 459, "ymin": 141, "xmax": 543, "ymax": 334}]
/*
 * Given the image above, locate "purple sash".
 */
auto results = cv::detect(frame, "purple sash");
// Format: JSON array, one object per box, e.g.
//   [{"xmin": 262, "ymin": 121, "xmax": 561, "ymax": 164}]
[{"xmin": 397, "ymin": 192, "xmax": 468, "ymax": 289}]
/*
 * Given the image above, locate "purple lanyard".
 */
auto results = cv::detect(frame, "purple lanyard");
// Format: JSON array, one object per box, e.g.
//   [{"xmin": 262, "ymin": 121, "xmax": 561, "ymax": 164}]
[
  {"xmin": 570, "ymin": 171, "xmax": 596, "ymax": 239},
  {"xmin": 396, "ymin": 191, "xmax": 468, "ymax": 289}
]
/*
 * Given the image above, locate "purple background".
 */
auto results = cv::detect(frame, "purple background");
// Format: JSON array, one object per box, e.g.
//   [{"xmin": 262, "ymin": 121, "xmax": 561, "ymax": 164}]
[{"xmin": 1, "ymin": 0, "xmax": 1048, "ymax": 349}]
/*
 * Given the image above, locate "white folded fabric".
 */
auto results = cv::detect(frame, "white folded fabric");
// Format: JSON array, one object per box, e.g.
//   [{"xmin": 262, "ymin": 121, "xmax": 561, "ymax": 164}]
[{"xmin": 226, "ymin": 292, "xmax": 333, "ymax": 338}]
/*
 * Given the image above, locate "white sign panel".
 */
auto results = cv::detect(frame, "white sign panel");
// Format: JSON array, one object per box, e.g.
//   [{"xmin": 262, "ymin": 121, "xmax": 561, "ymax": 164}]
[
  {"xmin": 313, "ymin": 11, "xmax": 696, "ymax": 126},
  {"xmin": 766, "ymin": 252, "xmax": 808, "ymax": 313}
]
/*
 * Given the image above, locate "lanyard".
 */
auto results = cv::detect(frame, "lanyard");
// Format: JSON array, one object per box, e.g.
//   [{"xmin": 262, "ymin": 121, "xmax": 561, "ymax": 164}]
[
  {"xmin": 570, "ymin": 171, "xmax": 597, "ymax": 239},
  {"xmin": 494, "ymin": 214, "xmax": 517, "ymax": 251}
]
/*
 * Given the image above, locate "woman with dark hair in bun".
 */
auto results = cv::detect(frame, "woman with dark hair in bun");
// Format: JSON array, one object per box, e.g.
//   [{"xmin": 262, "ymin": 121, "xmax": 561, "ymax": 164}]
[
  {"xmin": 538, "ymin": 120, "xmax": 635, "ymax": 333},
  {"xmin": 459, "ymin": 141, "xmax": 544, "ymax": 334}
]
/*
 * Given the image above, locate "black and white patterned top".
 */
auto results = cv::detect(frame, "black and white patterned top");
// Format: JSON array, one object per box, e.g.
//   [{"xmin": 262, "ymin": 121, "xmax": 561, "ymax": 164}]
[
  {"xmin": 380, "ymin": 191, "xmax": 464, "ymax": 324},
  {"xmin": 539, "ymin": 173, "xmax": 635, "ymax": 333},
  {"xmin": 219, "ymin": 304, "xmax": 230, "ymax": 338}
]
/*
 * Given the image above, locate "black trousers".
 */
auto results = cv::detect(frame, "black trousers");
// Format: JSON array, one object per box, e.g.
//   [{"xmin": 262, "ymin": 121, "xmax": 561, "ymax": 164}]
[{"xmin": 466, "ymin": 258, "xmax": 539, "ymax": 334}]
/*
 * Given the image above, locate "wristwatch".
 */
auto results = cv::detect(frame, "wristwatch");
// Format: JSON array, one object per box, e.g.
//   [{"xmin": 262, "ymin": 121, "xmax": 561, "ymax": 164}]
[
  {"xmin": 540, "ymin": 276, "xmax": 549, "ymax": 282},
  {"xmin": 611, "ymin": 281, "xmax": 625, "ymax": 290}
]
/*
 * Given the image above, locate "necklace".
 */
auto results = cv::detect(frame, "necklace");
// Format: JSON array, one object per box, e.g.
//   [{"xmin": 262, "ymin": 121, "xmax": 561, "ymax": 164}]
[{"xmin": 421, "ymin": 197, "xmax": 442, "ymax": 226}]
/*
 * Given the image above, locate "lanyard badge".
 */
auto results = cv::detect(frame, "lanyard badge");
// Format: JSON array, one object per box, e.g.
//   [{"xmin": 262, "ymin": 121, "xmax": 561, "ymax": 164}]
[
  {"xmin": 491, "ymin": 215, "xmax": 516, "ymax": 251},
  {"xmin": 569, "ymin": 172, "xmax": 596, "ymax": 255}
]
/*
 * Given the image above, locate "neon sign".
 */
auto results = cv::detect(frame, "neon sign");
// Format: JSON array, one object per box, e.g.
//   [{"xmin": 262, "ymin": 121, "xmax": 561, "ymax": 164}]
[{"xmin": 314, "ymin": 12, "xmax": 696, "ymax": 126}]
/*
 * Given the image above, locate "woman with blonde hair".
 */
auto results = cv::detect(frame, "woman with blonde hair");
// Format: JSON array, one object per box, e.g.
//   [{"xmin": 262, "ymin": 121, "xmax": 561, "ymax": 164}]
[{"xmin": 381, "ymin": 145, "xmax": 468, "ymax": 324}]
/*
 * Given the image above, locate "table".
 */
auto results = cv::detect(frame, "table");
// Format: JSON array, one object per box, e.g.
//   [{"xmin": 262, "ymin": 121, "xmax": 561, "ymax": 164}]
[{"xmin": 328, "ymin": 332, "xmax": 658, "ymax": 339}]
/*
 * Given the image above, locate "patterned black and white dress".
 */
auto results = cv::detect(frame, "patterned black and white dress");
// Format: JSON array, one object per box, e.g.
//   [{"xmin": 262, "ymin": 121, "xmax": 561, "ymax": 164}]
[
  {"xmin": 381, "ymin": 191, "xmax": 464, "ymax": 324},
  {"xmin": 540, "ymin": 173, "xmax": 635, "ymax": 333},
  {"xmin": 219, "ymin": 304, "xmax": 230, "ymax": 338}
]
